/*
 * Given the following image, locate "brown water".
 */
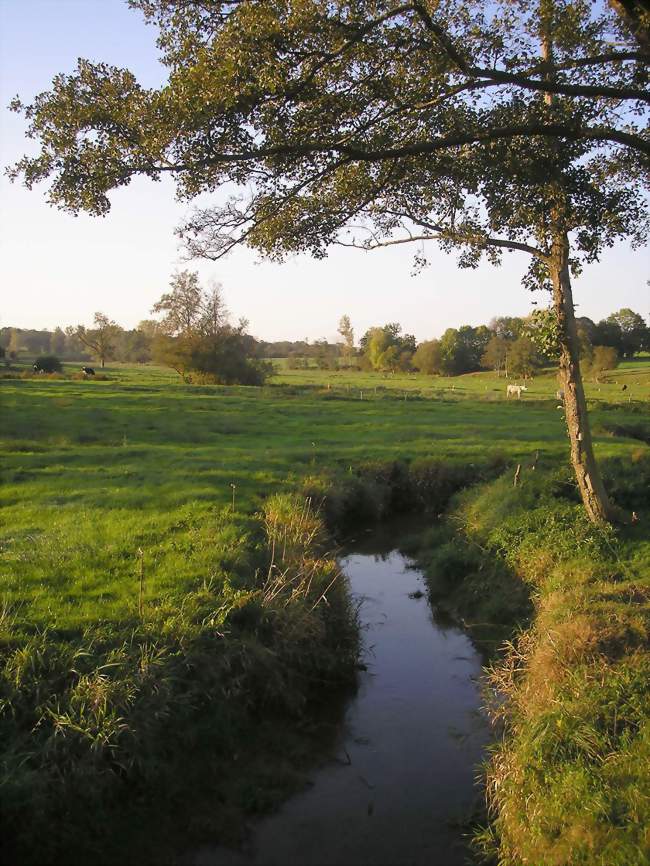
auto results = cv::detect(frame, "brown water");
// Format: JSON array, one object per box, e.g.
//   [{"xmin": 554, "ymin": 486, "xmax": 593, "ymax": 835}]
[{"xmin": 192, "ymin": 533, "xmax": 490, "ymax": 866}]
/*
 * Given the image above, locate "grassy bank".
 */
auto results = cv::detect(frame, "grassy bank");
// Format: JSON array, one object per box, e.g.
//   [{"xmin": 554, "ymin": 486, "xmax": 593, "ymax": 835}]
[
  {"xmin": 414, "ymin": 461, "xmax": 650, "ymax": 865},
  {"xmin": 0, "ymin": 494, "xmax": 359, "ymax": 864}
]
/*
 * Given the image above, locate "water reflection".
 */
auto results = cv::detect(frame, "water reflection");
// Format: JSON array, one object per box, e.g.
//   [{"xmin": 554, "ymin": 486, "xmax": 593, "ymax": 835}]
[{"xmin": 193, "ymin": 534, "xmax": 489, "ymax": 866}]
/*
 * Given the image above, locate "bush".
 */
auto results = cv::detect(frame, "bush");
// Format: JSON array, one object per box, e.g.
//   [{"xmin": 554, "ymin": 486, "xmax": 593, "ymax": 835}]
[
  {"xmin": 583, "ymin": 345, "xmax": 619, "ymax": 382},
  {"xmin": 33, "ymin": 354, "xmax": 62, "ymax": 373},
  {"xmin": 153, "ymin": 332, "xmax": 272, "ymax": 385}
]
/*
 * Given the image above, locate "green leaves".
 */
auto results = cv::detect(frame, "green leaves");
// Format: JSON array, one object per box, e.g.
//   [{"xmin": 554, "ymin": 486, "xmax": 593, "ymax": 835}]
[{"xmin": 7, "ymin": 0, "xmax": 648, "ymax": 272}]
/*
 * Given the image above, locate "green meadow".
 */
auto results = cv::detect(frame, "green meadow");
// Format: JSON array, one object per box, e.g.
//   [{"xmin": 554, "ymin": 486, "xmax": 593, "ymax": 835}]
[{"xmin": 2, "ymin": 360, "xmax": 648, "ymax": 632}]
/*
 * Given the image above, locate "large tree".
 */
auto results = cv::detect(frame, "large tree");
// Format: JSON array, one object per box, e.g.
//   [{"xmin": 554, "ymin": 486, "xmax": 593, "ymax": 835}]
[{"xmin": 9, "ymin": 0, "xmax": 649, "ymax": 521}]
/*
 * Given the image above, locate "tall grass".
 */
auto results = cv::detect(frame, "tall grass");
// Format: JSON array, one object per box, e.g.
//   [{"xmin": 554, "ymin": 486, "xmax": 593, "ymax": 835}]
[
  {"xmin": 435, "ymin": 460, "xmax": 650, "ymax": 866},
  {"xmin": 0, "ymin": 498, "xmax": 358, "ymax": 863}
]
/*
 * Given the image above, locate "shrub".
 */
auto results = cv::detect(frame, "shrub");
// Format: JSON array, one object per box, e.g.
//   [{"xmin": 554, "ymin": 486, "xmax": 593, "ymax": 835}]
[
  {"xmin": 33, "ymin": 354, "xmax": 62, "ymax": 373},
  {"xmin": 583, "ymin": 345, "xmax": 619, "ymax": 382}
]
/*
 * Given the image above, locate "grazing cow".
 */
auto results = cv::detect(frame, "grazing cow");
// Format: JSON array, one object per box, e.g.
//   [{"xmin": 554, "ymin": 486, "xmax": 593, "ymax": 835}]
[
  {"xmin": 506, "ymin": 384, "xmax": 528, "ymax": 399},
  {"xmin": 33, "ymin": 362, "xmax": 45, "ymax": 374},
  {"xmin": 81, "ymin": 366, "xmax": 95, "ymax": 376}
]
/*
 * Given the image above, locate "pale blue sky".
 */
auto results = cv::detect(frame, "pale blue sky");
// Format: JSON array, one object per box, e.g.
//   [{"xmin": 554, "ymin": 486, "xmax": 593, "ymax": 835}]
[{"xmin": 1, "ymin": 0, "xmax": 648, "ymax": 342}]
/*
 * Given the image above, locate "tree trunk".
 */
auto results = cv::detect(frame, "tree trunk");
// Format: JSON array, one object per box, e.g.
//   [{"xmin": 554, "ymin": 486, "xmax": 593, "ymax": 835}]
[{"xmin": 550, "ymin": 230, "xmax": 614, "ymax": 524}]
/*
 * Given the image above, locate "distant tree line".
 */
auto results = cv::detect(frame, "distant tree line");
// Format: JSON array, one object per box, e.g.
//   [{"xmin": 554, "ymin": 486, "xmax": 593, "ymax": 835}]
[
  {"xmin": 3, "ymin": 302, "xmax": 647, "ymax": 383},
  {"xmin": 0, "ymin": 321, "xmax": 153, "ymax": 365}
]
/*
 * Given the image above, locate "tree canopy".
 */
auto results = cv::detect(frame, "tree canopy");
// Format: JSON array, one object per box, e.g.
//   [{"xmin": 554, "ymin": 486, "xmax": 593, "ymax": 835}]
[{"xmin": 9, "ymin": 0, "xmax": 648, "ymax": 269}]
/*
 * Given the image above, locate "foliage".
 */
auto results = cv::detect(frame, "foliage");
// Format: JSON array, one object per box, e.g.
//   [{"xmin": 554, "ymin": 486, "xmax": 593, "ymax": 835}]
[
  {"xmin": 412, "ymin": 339, "xmax": 443, "ymax": 375},
  {"xmin": 481, "ymin": 334, "xmax": 508, "ymax": 375},
  {"xmin": 152, "ymin": 270, "xmax": 207, "ymax": 336},
  {"xmin": 33, "ymin": 354, "xmax": 62, "ymax": 373},
  {"xmin": 508, "ymin": 335, "xmax": 544, "ymax": 378},
  {"xmin": 438, "ymin": 325, "xmax": 492, "ymax": 375},
  {"xmin": 7, "ymin": 0, "xmax": 646, "ymax": 296},
  {"xmin": 151, "ymin": 273, "xmax": 267, "ymax": 385},
  {"xmin": 527, "ymin": 305, "xmax": 562, "ymax": 359},
  {"xmin": 360, "ymin": 323, "xmax": 416, "ymax": 372},
  {"xmin": 584, "ymin": 344, "xmax": 620, "ymax": 381},
  {"xmin": 152, "ymin": 329, "xmax": 270, "ymax": 385},
  {"xmin": 606, "ymin": 307, "xmax": 649, "ymax": 357},
  {"xmin": 337, "ymin": 314, "xmax": 355, "ymax": 367}
]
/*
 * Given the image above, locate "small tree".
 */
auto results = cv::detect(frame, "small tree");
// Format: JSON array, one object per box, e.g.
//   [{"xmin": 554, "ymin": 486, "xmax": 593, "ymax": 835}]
[
  {"xmin": 361, "ymin": 324, "xmax": 415, "ymax": 373},
  {"xmin": 584, "ymin": 345, "xmax": 620, "ymax": 382},
  {"xmin": 413, "ymin": 340, "xmax": 443, "ymax": 375},
  {"xmin": 74, "ymin": 313, "xmax": 120, "ymax": 368},
  {"xmin": 509, "ymin": 337, "xmax": 542, "ymax": 379},
  {"xmin": 200, "ymin": 281, "xmax": 230, "ymax": 337},
  {"xmin": 151, "ymin": 275, "xmax": 266, "ymax": 384},
  {"xmin": 337, "ymin": 315, "xmax": 355, "ymax": 368},
  {"xmin": 152, "ymin": 271, "xmax": 203, "ymax": 337},
  {"xmin": 438, "ymin": 329, "xmax": 464, "ymax": 376},
  {"xmin": 481, "ymin": 335, "xmax": 510, "ymax": 377}
]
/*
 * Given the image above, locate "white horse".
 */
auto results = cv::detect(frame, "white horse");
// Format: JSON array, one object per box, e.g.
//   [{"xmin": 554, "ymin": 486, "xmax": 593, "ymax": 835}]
[{"xmin": 506, "ymin": 384, "xmax": 528, "ymax": 399}]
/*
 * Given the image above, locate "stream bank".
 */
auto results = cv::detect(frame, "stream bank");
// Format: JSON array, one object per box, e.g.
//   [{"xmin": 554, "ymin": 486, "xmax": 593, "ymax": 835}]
[{"xmin": 190, "ymin": 523, "xmax": 491, "ymax": 866}]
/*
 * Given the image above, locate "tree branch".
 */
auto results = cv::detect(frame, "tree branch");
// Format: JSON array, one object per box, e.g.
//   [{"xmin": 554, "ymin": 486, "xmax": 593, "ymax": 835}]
[
  {"xmin": 470, "ymin": 66, "xmax": 650, "ymax": 103},
  {"xmin": 411, "ymin": 2, "xmax": 649, "ymax": 102},
  {"xmin": 167, "ymin": 122, "xmax": 648, "ymax": 170},
  {"xmin": 338, "ymin": 229, "xmax": 548, "ymax": 259}
]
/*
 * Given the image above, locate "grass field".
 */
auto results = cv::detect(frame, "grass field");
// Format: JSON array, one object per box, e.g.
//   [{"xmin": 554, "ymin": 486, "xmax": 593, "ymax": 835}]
[
  {"xmin": 2, "ymin": 359, "xmax": 648, "ymax": 632},
  {"xmin": 1, "ymin": 358, "xmax": 649, "ymax": 863}
]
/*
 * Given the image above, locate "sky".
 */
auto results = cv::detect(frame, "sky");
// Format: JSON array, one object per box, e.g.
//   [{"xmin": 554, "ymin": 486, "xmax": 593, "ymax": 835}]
[{"xmin": 0, "ymin": 0, "xmax": 648, "ymax": 343}]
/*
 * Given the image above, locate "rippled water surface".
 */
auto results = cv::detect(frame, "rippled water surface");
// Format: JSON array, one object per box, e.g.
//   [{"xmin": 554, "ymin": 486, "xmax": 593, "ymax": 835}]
[{"xmin": 193, "ymin": 532, "xmax": 490, "ymax": 866}]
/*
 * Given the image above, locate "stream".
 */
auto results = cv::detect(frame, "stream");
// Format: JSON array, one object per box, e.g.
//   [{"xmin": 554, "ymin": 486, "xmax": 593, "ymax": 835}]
[{"xmin": 192, "ymin": 528, "xmax": 490, "ymax": 866}]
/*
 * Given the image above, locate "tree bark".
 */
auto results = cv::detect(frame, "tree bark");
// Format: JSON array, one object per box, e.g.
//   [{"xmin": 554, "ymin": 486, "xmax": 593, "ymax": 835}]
[{"xmin": 549, "ymin": 230, "xmax": 614, "ymax": 523}]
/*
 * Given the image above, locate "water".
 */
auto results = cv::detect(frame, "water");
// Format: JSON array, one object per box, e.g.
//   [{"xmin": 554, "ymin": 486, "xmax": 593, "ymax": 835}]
[{"xmin": 192, "ymin": 533, "xmax": 490, "ymax": 866}]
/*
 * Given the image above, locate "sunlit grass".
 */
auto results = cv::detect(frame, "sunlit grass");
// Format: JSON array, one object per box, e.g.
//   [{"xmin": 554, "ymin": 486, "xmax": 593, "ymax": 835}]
[{"xmin": 1, "ymin": 362, "xmax": 647, "ymax": 634}]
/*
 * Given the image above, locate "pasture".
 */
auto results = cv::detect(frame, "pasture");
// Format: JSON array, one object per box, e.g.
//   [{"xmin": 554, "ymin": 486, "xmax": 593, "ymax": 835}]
[{"xmin": 2, "ymin": 360, "xmax": 648, "ymax": 634}]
